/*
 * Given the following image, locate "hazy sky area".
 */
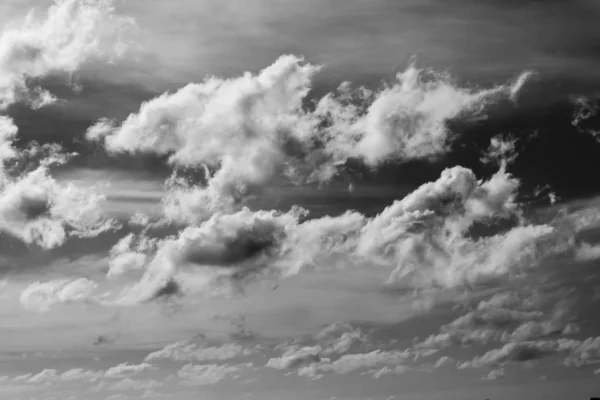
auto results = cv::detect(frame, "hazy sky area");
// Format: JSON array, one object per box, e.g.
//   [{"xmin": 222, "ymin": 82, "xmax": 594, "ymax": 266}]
[{"xmin": 1, "ymin": 1, "xmax": 600, "ymax": 400}]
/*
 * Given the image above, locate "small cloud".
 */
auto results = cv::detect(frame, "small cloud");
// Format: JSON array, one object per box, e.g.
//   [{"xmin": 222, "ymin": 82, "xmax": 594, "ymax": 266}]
[
  {"xmin": 483, "ymin": 368, "xmax": 505, "ymax": 381},
  {"xmin": 20, "ymin": 278, "xmax": 98, "ymax": 312}
]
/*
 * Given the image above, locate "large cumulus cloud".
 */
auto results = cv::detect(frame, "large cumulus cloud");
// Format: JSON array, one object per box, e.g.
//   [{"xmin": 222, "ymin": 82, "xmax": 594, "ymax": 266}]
[
  {"xmin": 107, "ymin": 161, "xmax": 560, "ymax": 305},
  {"xmin": 87, "ymin": 55, "xmax": 532, "ymax": 223},
  {"xmin": 0, "ymin": 0, "xmax": 136, "ymax": 109}
]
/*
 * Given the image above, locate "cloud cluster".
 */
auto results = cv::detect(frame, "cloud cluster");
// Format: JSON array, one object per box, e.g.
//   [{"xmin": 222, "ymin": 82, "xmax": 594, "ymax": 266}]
[
  {"xmin": 88, "ymin": 55, "xmax": 532, "ymax": 223},
  {"xmin": 480, "ymin": 135, "xmax": 519, "ymax": 167},
  {"xmin": 2, "ymin": 361, "xmax": 155, "ymax": 391},
  {"xmin": 19, "ymin": 277, "xmax": 98, "ymax": 312},
  {"xmin": 88, "ymin": 55, "xmax": 320, "ymax": 220},
  {"xmin": 265, "ymin": 323, "xmax": 407, "ymax": 380},
  {"xmin": 571, "ymin": 96, "xmax": 600, "ymax": 139},
  {"xmin": 314, "ymin": 68, "xmax": 531, "ymax": 168},
  {"xmin": 105, "ymin": 160, "xmax": 564, "ymax": 305},
  {"xmin": 0, "ymin": 118, "xmax": 118, "ymax": 249},
  {"xmin": 413, "ymin": 291, "xmax": 579, "ymax": 358},
  {"xmin": 0, "ymin": 0, "xmax": 136, "ymax": 108}
]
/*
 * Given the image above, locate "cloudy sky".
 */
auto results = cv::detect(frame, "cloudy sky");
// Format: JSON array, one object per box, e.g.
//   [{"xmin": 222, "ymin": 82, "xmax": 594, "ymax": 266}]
[{"xmin": 1, "ymin": 1, "xmax": 600, "ymax": 399}]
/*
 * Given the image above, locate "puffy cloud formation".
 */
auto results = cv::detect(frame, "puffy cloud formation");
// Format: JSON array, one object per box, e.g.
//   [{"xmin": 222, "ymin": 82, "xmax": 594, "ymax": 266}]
[
  {"xmin": 480, "ymin": 135, "xmax": 519, "ymax": 166},
  {"xmin": 110, "ymin": 161, "xmax": 563, "ymax": 304},
  {"xmin": 414, "ymin": 292, "xmax": 578, "ymax": 358},
  {"xmin": 0, "ymin": 0, "xmax": 136, "ymax": 108},
  {"xmin": 266, "ymin": 345, "xmax": 323, "ymax": 371},
  {"xmin": 0, "ymin": 116, "xmax": 18, "ymax": 166},
  {"xmin": 266, "ymin": 323, "xmax": 401, "ymax": 380},
  {"xmin": 104, "ymin": 362, "xmax": 153, "ymax": 379},
  {"xmin": 314, "ymin": 68, "xmax": 532, "ymax": 167},
  {"xmin": 457, "ymin": 339, "xmax": 578, "ymax": 369},
  {"xmin": 107, "ymin": 233, "xmax": 157, "ymax": 279},
  {"xmin": 271, "ymin": 348, "xmax": 413, "ymax": 380},
  {"xmin": 116, "ymin": 207, "xmax": 302, "ymax": 304},
  {"xmin": 0, "ymin": 119, "xmax": 118, "ymax": 248},
  {"xmin": 356, "ymin": 165, "xmax": 551, "ymax": 288},
  {"xmin": 0, "ymin": 165, "xmax": 118, "ymax": 248},
  {"xmin": 483, "ymin": 368, "xmax": 505, "ymax": 381},
  {"xmin": 88, "ymin": 55, "xmax": 531, "ymax": 222},
  {"xmin": 19, "ymin": 278, "xmax": 98, "ymax": 312},
  {"xmin": 88, "ymin": 55, "xmax": 320, "ymax": 219}
]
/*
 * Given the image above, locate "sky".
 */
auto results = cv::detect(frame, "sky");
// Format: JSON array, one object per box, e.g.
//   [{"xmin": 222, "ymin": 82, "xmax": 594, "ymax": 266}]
[{"xmin": 1, "ymin": 1, "xmax": 600, "ymax": 400}]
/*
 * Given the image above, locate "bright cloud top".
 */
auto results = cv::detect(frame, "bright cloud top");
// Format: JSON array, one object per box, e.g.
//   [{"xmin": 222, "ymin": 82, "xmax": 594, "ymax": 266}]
[{"xmin": 0, "ymin": 0, "xmax": 136, "ymax": 109}]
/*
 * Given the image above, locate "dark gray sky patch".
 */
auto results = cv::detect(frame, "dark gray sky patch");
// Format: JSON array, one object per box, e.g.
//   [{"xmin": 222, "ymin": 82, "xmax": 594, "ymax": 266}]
[
  {"xmin": 180, "ymin": 231, "xmax": 280, "ymax": 268},
  {"xmin": 16, "ymin": 195, "xmax": 50, "ymax": 221},
  {"xmin": 148, "ymin": 278, "xmax": 181, "ymax": 302}
]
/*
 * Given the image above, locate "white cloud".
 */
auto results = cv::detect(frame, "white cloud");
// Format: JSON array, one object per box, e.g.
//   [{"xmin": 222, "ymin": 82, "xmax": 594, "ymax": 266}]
[
  {"xmin": 0, "ymin": 116, "xmax": 18, "ymax": 166},
  {"xmin": 59, "ymin": 368, "xmax": 101, "ymax": 382},
  {"xmin": 107, "ymin": 233, "xmax": 157, "ymax": 279},
  {"xmin": 368, "ymin": 365, "xmax": 411, "ymax": 379},
  {"xmin": 480, "ymin": 135, "xmax": 519, "ymax": 166},
  {"xmin": 482, "ymin": 368, "xmax": 505, "ymax": 381},
  {"xmin": 0, "ymin": 165, "xmax": 119, "ymax": 248},
  {"xmin": 104, "ymin": 363, "xmax": 153, "ymax": 379},
  {"xmin": 0, "ymin": 0, "xmax": 136, "ymax": 108},
  {"xmin": 458, "ymin": 339, "xmax": 581, "ymax": 369},
  {"xmin": 315, "ymin": 65, "xmax": 532, "ymax": 167},
  {"xmin": 315, "ymin": 350, "xmax": 411, "ymax": 375},
  {"xmin": 19, "ymin": 277, "xmax": 98, "ymax": 312},
  {"xmin": 266, "ymin": 323, "xmax": 368, "ymax": 377},
  {"xmin": 357, "ymin": 165, "xmax": 551, "ymax": 288},
  {"xmin": 89, "ymin": 55, "xmax": 320, "ymax": 220},
  {"xmin": 115, "ymin": 206, "xmax": 303, "ymax": 304},
  {"xmin": 27, "ymin": 369, "xmax": 57, "ymax": 384},
  {"xmin": 266, "ymin": 345, "xmax": 323, "ymax": 370},
  {"xmin": 414, "ymin": 293, "xmax": 578, "ymax": 359},
  {"xmin": 88, "ymin": 56, "xmax": 531, "ymax": 223},
  {"xmin": 177, "ymin": 363, "xmax": 243, "ymax": 386},
  {"xmin": 0, "ymin": 118, "xmax": 119, "ymax": 249},
  {"xmin": 433, "ymin": 356, "xmax": 455, "ymax": 369},
  {"xmin": 563, "ymin": 337, "xmax": 600, "ymax": 367},
  {"xmin": 572, "ymin": 96, "xmax": 599, "ymax": 128},
  {"xmin": 107, "ymin": 161, "xmax": 567, "ymax": 305},
  {"xmin": 574, "ymin": 242, "xmax": 600, "ymax": 262}
]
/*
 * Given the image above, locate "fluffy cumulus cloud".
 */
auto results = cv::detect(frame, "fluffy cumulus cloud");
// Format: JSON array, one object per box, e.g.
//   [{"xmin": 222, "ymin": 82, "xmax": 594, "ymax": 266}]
[
  {"xmin": 107, "ymin": 158, "xmax": 569, "ymax": 305},
  {"xmin": 0, "ymin": 118, "xmax": 118, "ymax": 249},
  {"xmin": 19, "ymin": 277, "xmax": 98, "ymax": 312},
  {"xmin": 0, "ymin": 361, "xmax": 157, "ymax": 395},
  {"xmin": 269, "ymin": 346, "xmax": 412, "ymax": 380},
  {"xmin": 88, "ymin": 55, "xmax": 532, "ymax": 223},
  {"xmin": 413, "ymin": 292, "xmax": 579, "ymax": 359},
  {"xmin": 314, "ymin": 68, "xmax": 532, "ymax": 168},
  {"xmin": 0, "ymin": 0, "xmax": 136, "ymax": 109},
  {"xmin": 88, "ymin": 55, "xmax": 320, "ymax": 220},
  {"xmin": 115, "ymin": 207, "xmax": 303, "ymax": 304},
  {"xmin": 265, "ymin": 323, "xmax": 405, "ymax": 379},
  {"xmin": 79, "ymin": 54, "xmax": 564, "ymax": 308}
]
